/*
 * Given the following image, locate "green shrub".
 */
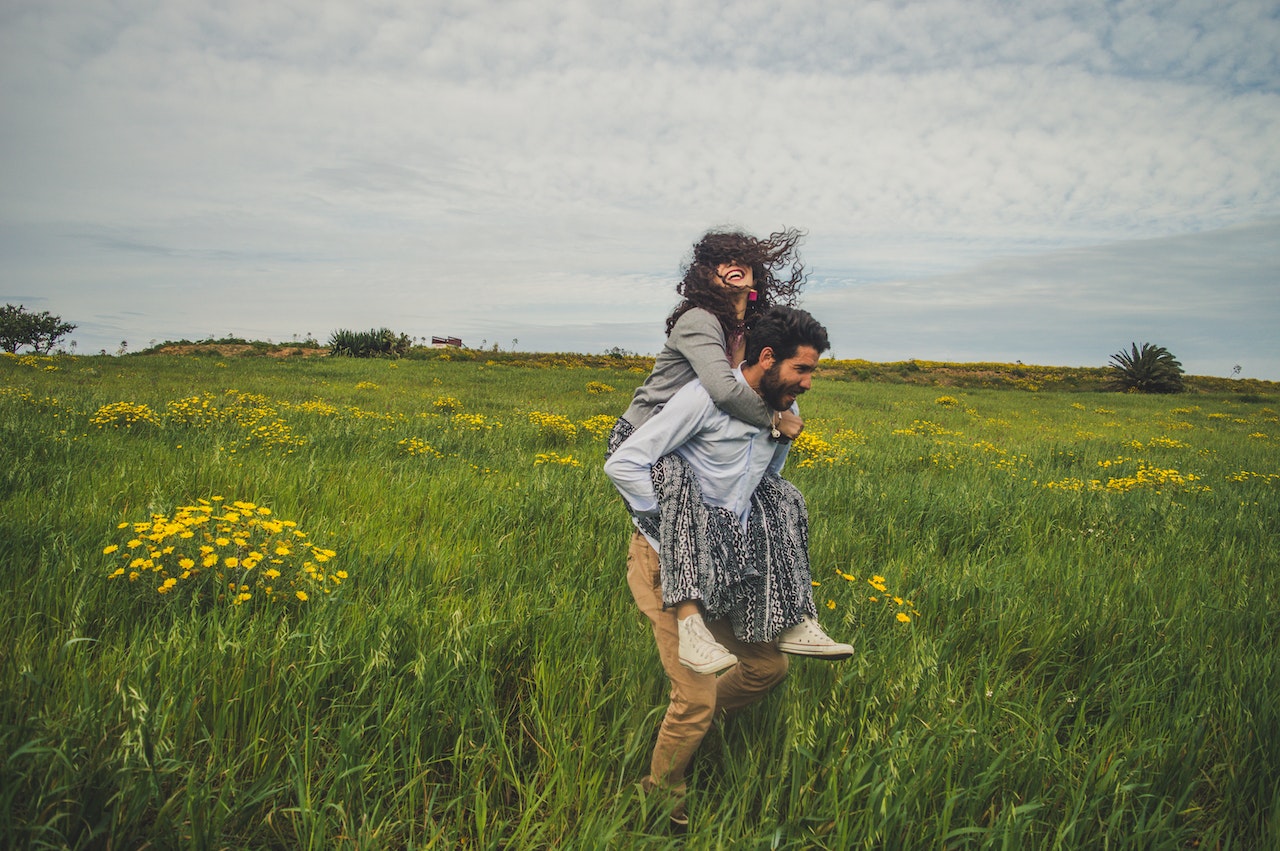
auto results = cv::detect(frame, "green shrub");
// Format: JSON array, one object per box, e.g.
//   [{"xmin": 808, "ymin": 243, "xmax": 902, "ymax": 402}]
[{"xmin": 327, "ymin": 327, "xmax": 412, "ymax": 358}]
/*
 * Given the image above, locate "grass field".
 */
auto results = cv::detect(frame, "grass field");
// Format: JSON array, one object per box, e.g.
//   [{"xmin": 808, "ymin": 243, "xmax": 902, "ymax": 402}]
[{"xmin": 2, "ymin": 349, "xmax": 1277, "ymax": 849}]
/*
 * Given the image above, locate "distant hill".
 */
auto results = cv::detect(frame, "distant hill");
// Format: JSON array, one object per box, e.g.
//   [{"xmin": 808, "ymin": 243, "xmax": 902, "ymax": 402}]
[{"xmin": 135, "ymin": 340, "xmax": 1277, "ymax": 395}]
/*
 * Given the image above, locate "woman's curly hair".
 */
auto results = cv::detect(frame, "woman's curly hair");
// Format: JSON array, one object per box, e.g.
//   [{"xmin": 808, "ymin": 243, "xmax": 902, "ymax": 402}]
[{"xmin": 665, "ymin": 228, "xmax": 807, "ymax": 337}]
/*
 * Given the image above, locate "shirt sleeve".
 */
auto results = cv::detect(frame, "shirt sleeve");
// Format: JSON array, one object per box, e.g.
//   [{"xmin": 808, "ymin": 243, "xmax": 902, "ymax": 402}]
[
  {"xmin": 603, "ymin": 383, "xmax": 714, "ymax": 515},
  {"xmin": 670, "ymin": 310, "xmax": 774, "ymax": 428}
]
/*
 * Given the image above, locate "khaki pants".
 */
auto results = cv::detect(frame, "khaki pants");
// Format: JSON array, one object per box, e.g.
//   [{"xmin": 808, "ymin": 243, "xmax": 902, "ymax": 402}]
[{"xmin": 626, "ymin": 531, "xmax": 788, "ymax": 795}]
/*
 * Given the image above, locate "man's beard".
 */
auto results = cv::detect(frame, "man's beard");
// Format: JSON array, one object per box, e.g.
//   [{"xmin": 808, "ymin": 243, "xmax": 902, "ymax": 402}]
[{"xmin": 758, "ymin": 363, "xmax": 795, "ymax": 411}]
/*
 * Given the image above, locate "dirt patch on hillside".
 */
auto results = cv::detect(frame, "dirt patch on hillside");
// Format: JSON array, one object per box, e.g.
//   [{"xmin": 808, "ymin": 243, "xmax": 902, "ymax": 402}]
[{"xmin": 156, "ymin": 344, "xmax": 331, "ymax": 358}]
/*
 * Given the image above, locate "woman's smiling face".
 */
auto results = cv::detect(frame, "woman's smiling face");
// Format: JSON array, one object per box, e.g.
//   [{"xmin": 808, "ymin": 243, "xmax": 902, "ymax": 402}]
[{"xmin": 713, "ymin": 262, "xmax": 754, "ymax": 292}]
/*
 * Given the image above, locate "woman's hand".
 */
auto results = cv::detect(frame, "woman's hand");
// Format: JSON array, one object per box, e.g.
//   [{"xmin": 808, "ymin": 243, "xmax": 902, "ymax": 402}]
[{"xmin": 775, "ymin": 410, "xmax": 804, "ymax": 441}]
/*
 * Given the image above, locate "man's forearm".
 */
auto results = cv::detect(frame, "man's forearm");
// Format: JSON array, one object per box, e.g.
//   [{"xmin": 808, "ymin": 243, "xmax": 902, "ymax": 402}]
[
  {"xmin": 604, "ymin": 449, "xmax": 659, "ymax": 515},
  {"xmin": 604, "ymin": 384, "xmax": 711, "ymax": 514}
]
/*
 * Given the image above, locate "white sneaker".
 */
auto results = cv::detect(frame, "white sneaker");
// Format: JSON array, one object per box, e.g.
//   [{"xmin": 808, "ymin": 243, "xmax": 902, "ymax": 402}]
[
  {"xmin": 678, "ymin": 614, "xmax": 738, "ymax": 674},
  {"xmin": 776, "ymin": 618, "xmax": 854, "ymax": 659}
]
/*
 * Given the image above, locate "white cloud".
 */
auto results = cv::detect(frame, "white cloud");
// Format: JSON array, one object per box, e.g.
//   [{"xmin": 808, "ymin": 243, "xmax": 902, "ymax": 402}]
[
  {"xmin": 807, "ymin": 219, "xmax": 1280, "ymax": 378},
  {"xmin": 1, "ymin": 0, "xmax": 1278, "ymax": 377}
]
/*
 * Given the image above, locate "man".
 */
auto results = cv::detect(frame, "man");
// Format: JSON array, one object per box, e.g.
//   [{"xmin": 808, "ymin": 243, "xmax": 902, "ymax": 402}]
[{"xmin": 604, "ymin": 306, "xmax": 851, "ymax": 829}]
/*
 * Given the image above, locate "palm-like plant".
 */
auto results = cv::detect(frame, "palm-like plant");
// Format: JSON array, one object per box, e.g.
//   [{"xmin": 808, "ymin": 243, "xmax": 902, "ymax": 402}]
[{"xmin": 1107, "ymin": 342, "xmax": 1185, "ymax": 393}]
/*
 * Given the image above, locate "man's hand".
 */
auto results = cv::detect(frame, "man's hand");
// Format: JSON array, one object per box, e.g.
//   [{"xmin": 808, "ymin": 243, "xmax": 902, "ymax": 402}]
[{"xmin": 775, "ymin": 410, "xmax": 804, "ymax": 440}]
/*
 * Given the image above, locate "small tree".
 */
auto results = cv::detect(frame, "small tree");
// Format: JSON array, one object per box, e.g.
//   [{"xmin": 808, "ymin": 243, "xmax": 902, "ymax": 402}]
[
  {"xmin": 1107, "ymin": 342, "xmax": 1185, "ymax": 393},
  {"xmin": 0, "ymin": 304, "xmax": 77, "ymax": 354}
]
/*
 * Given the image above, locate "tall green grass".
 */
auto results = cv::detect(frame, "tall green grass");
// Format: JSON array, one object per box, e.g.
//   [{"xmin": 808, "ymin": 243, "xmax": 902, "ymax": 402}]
[{"xmin": 2, "ymin": 352, "xmax": 1277, "ymax": 848}]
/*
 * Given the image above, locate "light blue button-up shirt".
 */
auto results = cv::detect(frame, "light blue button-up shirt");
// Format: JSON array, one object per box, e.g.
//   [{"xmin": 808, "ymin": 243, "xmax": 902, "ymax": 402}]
[{"xmin": 604, "ymin": 368, "xmax": 793, "ymax": 548}]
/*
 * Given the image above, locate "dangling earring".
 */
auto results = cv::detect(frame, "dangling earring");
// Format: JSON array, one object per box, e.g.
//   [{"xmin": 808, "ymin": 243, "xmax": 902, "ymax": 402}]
[{"xmin": 748, "ymin": 290, "xmax": 758, "ymax": 301}]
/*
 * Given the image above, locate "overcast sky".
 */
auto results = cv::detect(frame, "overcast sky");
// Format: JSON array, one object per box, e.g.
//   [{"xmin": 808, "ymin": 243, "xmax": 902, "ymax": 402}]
[{"xmin": 2, "ymin": 0, "xmax": 1278, "ymax": 378}]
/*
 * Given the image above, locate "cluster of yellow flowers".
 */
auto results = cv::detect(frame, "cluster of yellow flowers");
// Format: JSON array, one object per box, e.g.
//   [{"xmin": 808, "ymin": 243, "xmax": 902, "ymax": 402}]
[
  {"xmin": 580, "ymin": 414, "xmax": 618, "ymax": 439},
  {"xmin": 104, "ymin": 497, "xmax": 344, "ymax": 606},
  {"xmin": 816, "ymin": 569, "xmax": 919, "ymax": 623},
  {"xmin": 398, "ymin": 437, "xmax": 441, "ymax": 457},
  {"xmin": 345, "ymin": 406, "xmax": 401, "ymax": 424},
  {"xmin": 934, "ymin": 395, "xmax": 959, "ymax": 407},
  {"xmin": 1124, "ymin": 436, "xmax": 1191, "ymax": 450},
  {"xmin": 1043, "ymin": 464, "xmax": 1209, "ymax": 494},
  {"xmin": 792, "ymin": 430, "xmax": 843, "ymax": 468},
  {"xmin": 166, "ymin": 393, "xmax": 225, "ymax": 427},
  {"xmin": 3, "ymin": 353, "xmax": 60, "ymax": 370},
  {"xmin": 228, "ymin": 391, "xmax": 271, "ymax": 408},
  {"xmin": 534, "ymin": 452, "xmax": 581, "ymax": 468},
  {"xmin": 92, "ymin": 390, "xmax": 307, "ymax": 453},
  {"xmin": 909, "ymin": 430, "xmax": 1038, "ymax": 475},
  {"xmin": 1103, "ymin": 465, "xmax": 1207, "ymax": 493},
  {"xmin": 452, "ymin": 412, "xmax": 499, "ymax": 431},
  {"xmin": 284, "ymin": 400, "xmax": 341, "ymax": 417},
  {"xmin": 73, "ymin": 384, "xmax": 625, "ymax": 473},
  {"xmin": 222, "ymin": 410, "xmax": 306, "ymax": 452},
  {"xmin": 790, "ymin": 427, "xmax": 866, "ymax": 468},
  {"xmin": 90, "ymin": 401, "xmax": 163, "ymax": 429},
  {"xmin": 254, "ymin": 418, "xmax": 303, "ymax": 446},
  {"xmin": 210, "ymin": 392, "xmax": 305, "ymax": 450},
  {"xmin": 433, "ymin": 395, "xmax": 463, "ymax": 414},
  {"xmin": 1226, "ymin": 470, "xmax": 1280, "ymax": 484},
  {"xmin": 527, "ymin": 411, "xmax": 577, "ymax": 440},
  {"xmin": 0, "ymin": 386, "xmax": 74, "ymax": 419},
  {"xmin": 355, "ymin": 381, "xmax": 380, "ymax": 391},
  {"xmin": 1042, "ymin": 478, "xmax": 1090, "ymax": 492},
  {"xmin": 585, "ymin": 381, "xmax": 615, "ymax": 394},
  {"xmin": 892, "ymin": 419, "xmax": 961, "ymax": 437}
]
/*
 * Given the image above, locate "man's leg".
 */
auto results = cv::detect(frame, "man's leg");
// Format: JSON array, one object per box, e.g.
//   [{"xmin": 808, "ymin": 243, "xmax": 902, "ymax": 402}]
[
  {"xmin": 626, "ymin": 531, "xmax": 717, "ymax": 795},
  {"xmin": 707, "ymin": 619, "xmax": 789, "ymax": 714}
]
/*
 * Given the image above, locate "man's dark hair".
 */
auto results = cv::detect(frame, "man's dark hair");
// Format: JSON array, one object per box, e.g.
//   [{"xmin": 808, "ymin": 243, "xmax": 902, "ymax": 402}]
[
  {"xmin": 665, "ymin": 228, "xmax": 806, "ymax": 338},
  {"xmin": 743, "ymin": 306, "xmax": 830, "ymax": 366}
]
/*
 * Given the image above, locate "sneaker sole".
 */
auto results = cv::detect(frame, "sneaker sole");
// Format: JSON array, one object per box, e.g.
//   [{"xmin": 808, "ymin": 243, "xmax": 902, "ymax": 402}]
[
  {"xmin": 679, "ymin": 653, "xmax": 739, "ymax": 674},
  {"xmin": 777, "ymin": 643, "xmax": 854, "ymax": 660}
]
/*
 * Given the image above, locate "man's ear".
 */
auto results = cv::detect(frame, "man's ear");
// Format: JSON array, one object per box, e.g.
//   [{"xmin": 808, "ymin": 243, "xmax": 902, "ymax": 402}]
[{"xmin": 758, "ymin": 346, "xmax": 777, "ymax": 370}]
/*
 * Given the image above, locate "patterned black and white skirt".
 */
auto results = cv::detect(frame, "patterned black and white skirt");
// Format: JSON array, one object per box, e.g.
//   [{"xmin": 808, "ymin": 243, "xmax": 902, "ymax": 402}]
[{"xmin": 607, "ymin": 418, "xmax": 816, "ymax": 643}]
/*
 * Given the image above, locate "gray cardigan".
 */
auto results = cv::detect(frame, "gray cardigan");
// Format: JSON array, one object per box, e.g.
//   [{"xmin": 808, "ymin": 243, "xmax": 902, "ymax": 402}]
[{"xmin": 621, "ymin": 307, "xmax": 773, "ymax": 429}]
